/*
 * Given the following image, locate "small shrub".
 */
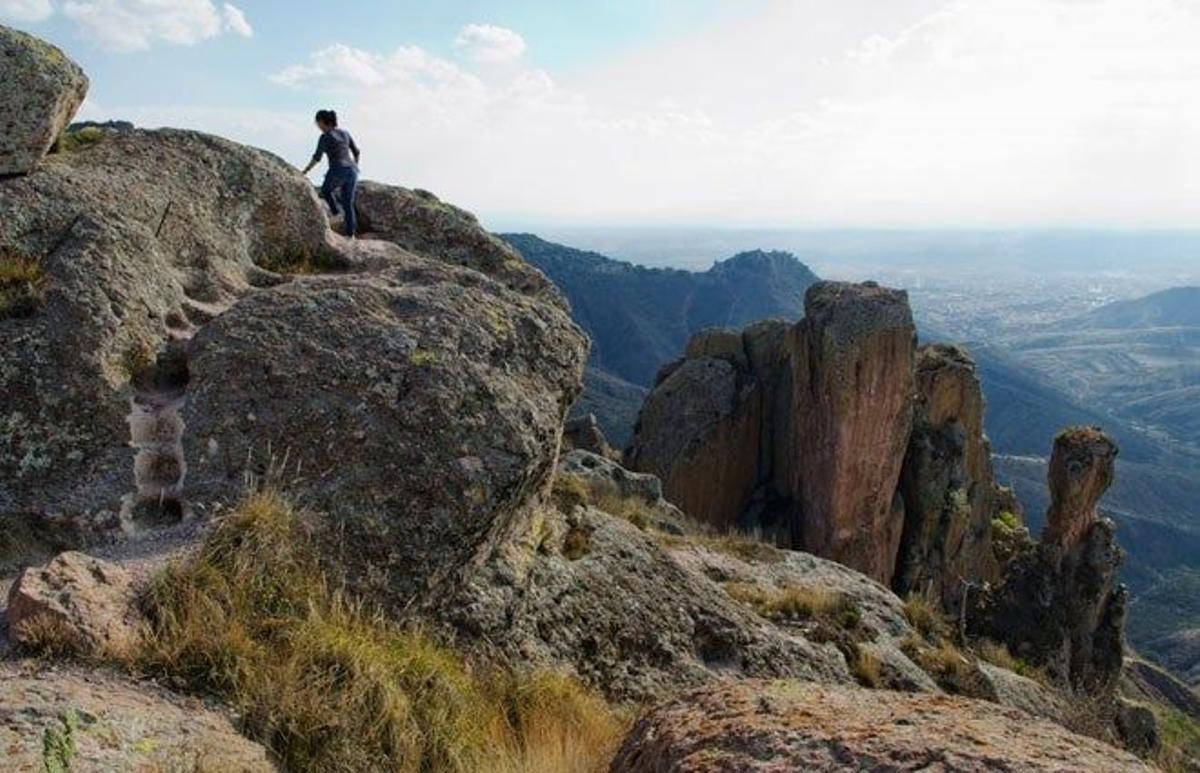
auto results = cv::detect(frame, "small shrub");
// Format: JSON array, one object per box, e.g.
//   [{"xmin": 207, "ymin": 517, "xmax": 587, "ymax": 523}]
[
  {"xmin": 139, "ymin": 489, "xmax": 625, "ymax": 772},
  {"xmin": 903, "ymin": 593, "xmax": 946, "ymax": 641},
  {"xmin": 991, "ymin": 510, "xmax": 1034, "ymax": 565},
  {"xmin": 0, "ymin": 251, "xmax": 47, "ymax": 319},
  {"xmin": 53, "ymin": 126, "xmax": 106, "ymax": 153},
  {"xmin": 41, "ymin": 709, "xmax": 78, "ymax": 773}
]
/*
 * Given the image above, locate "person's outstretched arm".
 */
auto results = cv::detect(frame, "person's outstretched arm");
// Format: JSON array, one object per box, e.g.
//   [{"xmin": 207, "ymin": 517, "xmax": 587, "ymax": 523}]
[{"xmin": 301, "ymin": 135, "xmax": 327, "ymax": 175}]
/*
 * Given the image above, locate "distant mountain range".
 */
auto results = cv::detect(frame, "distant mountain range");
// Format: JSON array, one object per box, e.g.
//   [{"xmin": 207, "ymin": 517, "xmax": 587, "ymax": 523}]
[
  {"xmin": 500, "ymin": 234, "xmax": 818, "ymax": 444},
  {"xmin": 504, "ymin": 233, "xmax": 1200, "ymax": 670}
]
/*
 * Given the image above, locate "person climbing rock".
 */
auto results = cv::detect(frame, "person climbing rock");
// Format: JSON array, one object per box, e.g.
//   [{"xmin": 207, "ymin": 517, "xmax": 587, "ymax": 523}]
[{"xmin": 301, "ymin": 109, "xmax": 360, "ymax": 238}]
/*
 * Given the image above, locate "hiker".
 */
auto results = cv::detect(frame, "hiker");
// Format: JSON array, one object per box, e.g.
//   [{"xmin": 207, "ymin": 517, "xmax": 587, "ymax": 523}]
[{"xmin": 301, "ymin": 109, "xmax": 360, "ymax": 238}]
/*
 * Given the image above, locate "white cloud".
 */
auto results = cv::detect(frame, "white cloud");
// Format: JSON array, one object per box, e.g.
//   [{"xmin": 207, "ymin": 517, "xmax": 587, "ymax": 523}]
[
  {"xmin": 221, "ymin": 2, "xmax": 251, "ymax": 38},
  {"xmin": 453, "ymin": 23, "xmax": 527, "ymax": 63},
  {"xmin": 22, "ymin": 0, "xmax": 254, "ymax": 51},
  {"xmin": 0, "ymin": 0, "xmax": 53, "ymax": 21},
  {"xmin": 252, "ymin": 1, "xmax": 1200, "ymax": 227}
]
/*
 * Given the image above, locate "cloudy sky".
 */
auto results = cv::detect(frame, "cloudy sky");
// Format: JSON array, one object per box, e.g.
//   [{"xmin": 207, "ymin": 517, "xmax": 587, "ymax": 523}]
[{"xmin": 4, "ymin": 0, "xmax": 1199, "ymax": 228}]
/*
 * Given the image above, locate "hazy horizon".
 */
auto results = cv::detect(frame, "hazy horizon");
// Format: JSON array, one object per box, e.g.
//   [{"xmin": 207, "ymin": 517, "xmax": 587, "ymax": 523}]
[{"xmin": 6, "ymin": 0, "xmax": 1200, "ymax": 229}]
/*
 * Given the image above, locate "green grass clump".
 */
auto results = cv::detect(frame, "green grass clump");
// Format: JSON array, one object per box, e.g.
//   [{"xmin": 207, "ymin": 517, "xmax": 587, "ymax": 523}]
[
  {"xmin": 41, "ymin": 709, "xmax": 78, "ymax": 773},
  {"xmin": 991, "ymin": 510, "xmax": 1034, "ymax": 565},
  {"xmin": 0, "ymin": 250, "xmax": 47, "ymax": 319},
  {"xmin": 139, "ymin": 490, "xmax": 626, "ymax": 772}
]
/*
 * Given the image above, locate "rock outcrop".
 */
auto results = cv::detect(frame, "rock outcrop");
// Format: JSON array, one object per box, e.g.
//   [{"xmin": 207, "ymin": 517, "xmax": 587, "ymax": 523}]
[
  {"xmin": 0, "ymin": 25, "xmax": 89, "ymax": 176},
  {"xmin": 184, "ymin": 258, "xmax": 586, "ymax": 605},
  {"xmin": 971, "ymin": 428, "xmax": 1127, "ymax": 698},
  {"xmin": 629, "ymin": 282, "xmax": 919, "ymax": 584},
  {"xmin": 6, "ymin": 551, "xmax": 142, "ymax": 659},
  {"xmin": 0, "ymin": 664, "xmax": 274, "ymax": 771},
  {"xmin": 612, "ymin": 680, "xmax": 1154, "ymax": 772},
  {"xmin": 1, "ymin": 123, "xmax": 340, "ymax": 523},
  {"xmin": 354, "ymin": 180, "xmax": 561, "ymax": 304},
  {"xmin": 894, "ymin": 344, "xmax": 1004, "ymax": 607}
]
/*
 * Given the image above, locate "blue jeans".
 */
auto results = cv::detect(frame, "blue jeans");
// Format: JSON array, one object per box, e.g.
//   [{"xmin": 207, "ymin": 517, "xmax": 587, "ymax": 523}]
[{"xmin": 321, "ymin": 165, "xmax": 358, "ymax": 236}]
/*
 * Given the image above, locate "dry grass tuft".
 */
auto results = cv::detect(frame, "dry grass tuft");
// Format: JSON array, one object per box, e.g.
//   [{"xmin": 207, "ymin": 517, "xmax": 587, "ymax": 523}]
[
  {"xmin": 976, "ymin": 639, "xmax": 1049, "ymax": 684},
  {"xmin": 724, "ymin": 581, "xmax": 860, "ymax": 629},
  {"xmin": 139, "ymin": 490, "xmax": 626, "ymax": 772},
  {"xmin": 848, "ymin": 645, "xmax": 883, "ymax": 688},
  {"xmin": 552, "ymin": 472, "xmax": 654, "ymax": 531},
  {"xmin": 12, "ymin": 613, "xmax": 83, "ymax": 658},
  {"xmin": 0, "ymin": 251, "xmax": 47, "ymax": 319},
  {"xmin": 902, "ymin": 593, "xmax": 946, "ymax": 641}
]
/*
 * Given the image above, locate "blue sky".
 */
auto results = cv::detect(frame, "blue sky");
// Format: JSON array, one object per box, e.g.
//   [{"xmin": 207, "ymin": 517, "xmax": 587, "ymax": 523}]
[{"xmin": 4, "ymin": 0, "xmax": 1199, "ymax": 229}]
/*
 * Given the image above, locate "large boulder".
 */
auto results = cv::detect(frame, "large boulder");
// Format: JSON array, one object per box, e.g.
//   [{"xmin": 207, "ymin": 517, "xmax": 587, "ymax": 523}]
[
  {"xmin": 629, "ymin": 282, "xmax": 917, "ymax": 584},
  {"xmin": 354, "ymin": 180, "xmax": 562, "ymax": 305},
  {"xmin": 611, "ymin": 680, "xmax": 1154, "ymax": 772},
  {"xmin": 0, "ymin": 664, "xmax": 274, "ymax": 771},
  {"xmin": 894, "ymin": 344, "xmax": 1004, "ymax": 607},
  {"xmin": 183, "ymin": 259, "xmax": 586, "ymax": 604},
  {"xmin": 0, "ymin": 25, "xmax": 89, "ymax": 176},
  {"xmin": 1, "ymin": 127, "xmax": 340, "ymax": 524},
  {"xmin": 6, "ymin": 551, "xmax": 142, "ymax": 659}
]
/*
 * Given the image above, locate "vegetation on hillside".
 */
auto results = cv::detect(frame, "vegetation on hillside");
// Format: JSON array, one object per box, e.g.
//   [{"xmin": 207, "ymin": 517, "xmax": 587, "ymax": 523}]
[{"xmin": 138, "ymin": 490, "xmax": 626, "ymax": 772}]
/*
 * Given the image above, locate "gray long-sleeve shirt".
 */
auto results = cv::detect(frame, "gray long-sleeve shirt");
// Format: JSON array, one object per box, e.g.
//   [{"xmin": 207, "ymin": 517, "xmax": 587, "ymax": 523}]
[{"xmin": 311, "ymin": 128, "xmax": 359, "ymax": 169}]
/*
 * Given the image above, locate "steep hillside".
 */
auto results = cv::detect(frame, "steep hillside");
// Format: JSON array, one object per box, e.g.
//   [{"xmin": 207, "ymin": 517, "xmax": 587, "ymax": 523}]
[{"xmin": 501, "ymin": 233, "xmax": 817, "ymax": 386}]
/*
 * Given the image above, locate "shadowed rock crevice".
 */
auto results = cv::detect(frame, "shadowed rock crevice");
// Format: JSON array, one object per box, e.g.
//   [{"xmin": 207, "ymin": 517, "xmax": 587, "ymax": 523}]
[{"xmin": 123, "ymin": 345, "xmax": 190, "ymax": 532}]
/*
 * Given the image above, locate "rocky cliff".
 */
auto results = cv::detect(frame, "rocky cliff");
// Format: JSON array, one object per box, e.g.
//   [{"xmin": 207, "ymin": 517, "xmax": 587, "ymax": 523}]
[
  {"xmin": 1, "ymin": 24, "xmax": 1187, "ymax": 772},
  {"xmin": 972, "ymin": 428, "xmax": 1127, "ymax": 698}
]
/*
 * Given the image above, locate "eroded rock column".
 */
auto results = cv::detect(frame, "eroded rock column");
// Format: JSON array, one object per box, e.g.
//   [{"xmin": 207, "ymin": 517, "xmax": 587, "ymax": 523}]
[{"xmin": 785, "ymin": 282, "xmax": 916, "ymax": 583}]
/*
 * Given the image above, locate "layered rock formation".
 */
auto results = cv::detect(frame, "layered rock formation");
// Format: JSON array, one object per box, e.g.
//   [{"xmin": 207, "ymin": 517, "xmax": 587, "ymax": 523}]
[
  {"xmin": 612, "ymin": 681, "xmax": 1154, "ymax": 772},
  {"xmin": 0, "ymin": 26, "xmax": 88, "ymax": 176},
  {"xmin": 972, "ymin": 428, "xmax": 1127, "ymax": 697},
  {"xmin": 894, "ymin": 344, "xmax": 1004, "ymax": 606},
  {"xmin": 630, "ymin": 282, "xmax": 930, "ymax": 584}
]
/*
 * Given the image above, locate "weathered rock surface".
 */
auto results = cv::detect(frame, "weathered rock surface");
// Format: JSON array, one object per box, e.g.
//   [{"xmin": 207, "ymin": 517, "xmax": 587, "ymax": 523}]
[
  {"xmin": 1, "ymin": 127, "xmax": 340, "ymax": 523},
  {"xmin": 0, "ymin": 25, "xmax": 89, "ymax": 176},
  {"xmin": 438, "ymin": 504, "xmax": 851, "ymax": 703},
  {"xmin": 971, "ymin": 428, "xmax": 1127, "ymax": 697},
  {"xmin": 184, "ymin": 259, "xmax": 586, "ymax": 604},
  {"xmin": 785, "ymin": 281, "xmax": 916, "ymax": 583},
  {"xmin": 894, "ymin": 344, "xmax": 1003, "ymax": 607},
  {"xmin": 611, "ymin": 680, "xmax": 1153, "ymax": 772},
  {"xmin": 354, "ymin": 180, "xmax": 562, "ymax": 304},
  {"xmin": 6, "ymin": 551, "xmax": 142, "ymax": 659},
  {"xmin": 629, "ymin": 282, "xmax": 917, "ymax": 584},
  {"xmin": 0, "ymin": 663, "xmax": 274, "ymax": 771},
  {"xmin": 665, "ymin": 537, "xmax": 938, "ymax": 693}
]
